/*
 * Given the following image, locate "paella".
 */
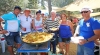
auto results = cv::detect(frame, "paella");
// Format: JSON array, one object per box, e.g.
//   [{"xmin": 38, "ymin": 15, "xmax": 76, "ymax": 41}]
[{"xmin": 22, "ymin": 32, "xmax": 53, "ymax": 44}]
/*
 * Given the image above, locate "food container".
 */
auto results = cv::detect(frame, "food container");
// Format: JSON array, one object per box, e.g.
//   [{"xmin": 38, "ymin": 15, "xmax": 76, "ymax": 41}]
[
  {"xmin": 21, "ymin": 32, "xmax": 54, "ymax": 45},
  {"xmin": 71, "ymin": 36, "xmax": 84, "ymax": 44}
]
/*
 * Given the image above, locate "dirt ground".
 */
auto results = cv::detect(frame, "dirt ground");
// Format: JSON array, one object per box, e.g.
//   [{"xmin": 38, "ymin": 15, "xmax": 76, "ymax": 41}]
[
  {"xmin": 69, "ymin": 43, "xmax": 77, "ymax": 55},
  {"xmin": 56, "ymin": 43, "xmax": 77, "ymax": 55}
]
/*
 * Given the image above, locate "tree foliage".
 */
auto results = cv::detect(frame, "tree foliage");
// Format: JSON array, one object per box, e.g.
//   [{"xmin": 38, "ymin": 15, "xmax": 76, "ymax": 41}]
[
  {"xmin": 27, "ymin": 0, "xmax": 39, "ymax": 9},
  {"xmin": 0, "ymin": 0, "xmax": 24, "ymax": 15},
  {"xmin": 52, "ymin": 0, "xmax": 74, "ymax": 7},
  {"xmin": 41, "ymin": 0, "xmax": 45, "ymax": 9}
]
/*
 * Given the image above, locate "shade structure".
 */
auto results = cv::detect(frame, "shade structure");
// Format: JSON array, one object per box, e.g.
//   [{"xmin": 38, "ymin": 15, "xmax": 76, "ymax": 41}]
[
  {"xmin": 54, "ymin": 0, "xmax": 100, "ymax": 12},
  {"xmin": 64, "ymin": 0, "xmax": 100, "ymax": 11}
]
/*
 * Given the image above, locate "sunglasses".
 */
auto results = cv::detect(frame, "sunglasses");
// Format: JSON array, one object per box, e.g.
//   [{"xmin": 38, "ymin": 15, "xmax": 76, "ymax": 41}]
[{"xmin": 81, "ymin": 11, "xmax": 89, "ymax": 13}]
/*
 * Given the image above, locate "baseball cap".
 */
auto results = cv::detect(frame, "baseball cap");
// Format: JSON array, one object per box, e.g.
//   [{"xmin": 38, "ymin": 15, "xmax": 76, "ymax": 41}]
[
  {"xmin": 14, "ymin": 6, "xmax": 22, "ymax": 11},
  {"xmin": 24, "ymin": 8, "xmax": 30, "ymax": 12},
  {"xmin": 80, "ymin": 6, "xmax": 93, "ymax": 12}
]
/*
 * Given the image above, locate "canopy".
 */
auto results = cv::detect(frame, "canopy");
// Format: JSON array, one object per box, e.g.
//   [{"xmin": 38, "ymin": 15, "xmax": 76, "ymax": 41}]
[
  {"xmin": 64, "ymin": 0, "xmax": 100, "ymax": 11},
  {"xmin": 54, "ymin": 0, "xmax": 100, "ymax": 11}
]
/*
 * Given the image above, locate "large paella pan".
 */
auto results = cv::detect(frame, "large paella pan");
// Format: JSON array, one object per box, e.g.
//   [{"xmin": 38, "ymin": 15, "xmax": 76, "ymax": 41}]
[{"xmin": 21, "ymin": 32, "xmax": 54, "ymax": 45}]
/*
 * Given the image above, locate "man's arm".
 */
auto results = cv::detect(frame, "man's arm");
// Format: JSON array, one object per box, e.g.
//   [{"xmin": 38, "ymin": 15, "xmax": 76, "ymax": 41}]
[
  {"xmin": 87, "ymin": 20, "xmax": 100, "ymax": 42},
  {"xmin": 87, "ymin": 29, "xmax": 100, "ymax": 42},
  {"xmin": 78, "ymin": 30, "xmax": 100, "ymax": 45}
]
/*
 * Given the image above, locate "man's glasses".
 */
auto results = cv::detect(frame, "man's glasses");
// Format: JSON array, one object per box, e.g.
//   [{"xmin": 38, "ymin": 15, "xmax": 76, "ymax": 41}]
[{"xmin": 81, "ymin": 11, "xmax": 89, "ymax": 13}]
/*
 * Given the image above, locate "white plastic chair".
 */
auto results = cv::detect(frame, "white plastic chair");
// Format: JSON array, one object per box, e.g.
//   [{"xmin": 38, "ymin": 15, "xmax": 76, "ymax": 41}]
[{"xmin": 0, "ymin": 34, "xmax": 6, "ymax": 53}]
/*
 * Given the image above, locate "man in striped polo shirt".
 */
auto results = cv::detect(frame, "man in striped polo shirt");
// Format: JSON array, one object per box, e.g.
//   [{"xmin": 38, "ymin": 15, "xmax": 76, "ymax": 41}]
[{"xmin": 44, "ymin": 11, "xmax": 60, "ymax": 54}]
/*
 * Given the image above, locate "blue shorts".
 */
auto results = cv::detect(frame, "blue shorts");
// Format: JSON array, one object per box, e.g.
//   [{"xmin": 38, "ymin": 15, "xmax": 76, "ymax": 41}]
[
  {"xmin": 59, "ymin": 37, "xmax": 71, "ymax": 43},
  {"xmin": 77, "ymin": 44, "xmax": 94, "ymax": 55},
  {"xmin": 4, "ymin": 32, "xmax": 22, "ymax": 46}
]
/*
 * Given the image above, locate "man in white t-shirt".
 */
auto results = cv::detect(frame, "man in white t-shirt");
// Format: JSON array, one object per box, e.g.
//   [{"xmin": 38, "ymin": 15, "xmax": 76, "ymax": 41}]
[{"xmin": 19, "ymin": 8, "xmax": 32, "ymax": 36}]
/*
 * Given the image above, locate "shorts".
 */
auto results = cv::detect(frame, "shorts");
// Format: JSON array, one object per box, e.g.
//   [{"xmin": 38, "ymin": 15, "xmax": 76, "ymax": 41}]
[
  {"xmin": 59, "ymin": 37, "xmax": 71, "ymax": 43},
  {"xmin": 4, "ymin": 32, "xmax": 22, "ymax": 46}
]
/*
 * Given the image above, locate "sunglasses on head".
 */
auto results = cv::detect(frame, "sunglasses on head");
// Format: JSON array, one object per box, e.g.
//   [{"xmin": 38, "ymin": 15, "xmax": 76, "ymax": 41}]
[{"xmin": 81, "ymin": 11, "xmax": 89, "ymax": 13}]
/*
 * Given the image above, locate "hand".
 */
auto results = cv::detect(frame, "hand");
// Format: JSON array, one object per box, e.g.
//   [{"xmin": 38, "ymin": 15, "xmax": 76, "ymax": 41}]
[
  {"xmin": 0, "ymin": 31, "xmax": 2, "ymax": 34},
  {"xmin": 56, "ymin": 28, "xmax": 59, "ymax": 31},
  {"xmin": 33, "ymin": 27, "xmax": 37, "ymax": 31},
  {"xmin": 1, "ymin": 30, "xmax": 8, "ymax": 34},
  {"xmin": 78, "ymin": 39, "xmax": 87, "ymax": 45},
  {"xmin": 22, "ymin": 27, "xmax": 26, "ymax": 31}
]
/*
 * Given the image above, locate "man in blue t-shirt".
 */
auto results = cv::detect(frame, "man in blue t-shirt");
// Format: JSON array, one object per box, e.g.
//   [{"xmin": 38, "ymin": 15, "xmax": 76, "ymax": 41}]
[
  {"xmin": 0, "ymin": 6, "xmax": 21, "ymax": 55},
  {"xmin": 74, "ymin": 6, "xmax": 100, "ymax": 55}
]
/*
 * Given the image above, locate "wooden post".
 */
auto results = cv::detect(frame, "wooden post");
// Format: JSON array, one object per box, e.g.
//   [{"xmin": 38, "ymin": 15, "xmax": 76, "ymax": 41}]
[{"xmin": 48, "ymin": 0, "xmax": 52, "ymax": 16}]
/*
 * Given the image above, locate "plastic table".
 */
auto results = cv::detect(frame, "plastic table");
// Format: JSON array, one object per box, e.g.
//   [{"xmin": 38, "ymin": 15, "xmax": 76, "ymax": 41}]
[{"xmin": 17, "ymin": 42, "xmax": 50, "ymax": 55}]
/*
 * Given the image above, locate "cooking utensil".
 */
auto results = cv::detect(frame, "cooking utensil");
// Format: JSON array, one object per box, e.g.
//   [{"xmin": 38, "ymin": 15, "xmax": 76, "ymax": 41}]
[{"xmin": 21, "ymin": 32, "xmax": 54, "ymax": 45}]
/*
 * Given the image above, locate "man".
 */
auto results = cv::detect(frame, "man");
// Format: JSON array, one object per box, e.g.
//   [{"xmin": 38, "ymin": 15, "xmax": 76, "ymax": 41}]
[
  {"xmin": 44, "ymin": 11, "xmax": 60, "ymax": 54},
  {"xmin": 0, "ymin": 6, "xmax": 22, "ymax": 55},
  {"xmin": 74, "ymin": 7, "xmax": 100, "ymax": 55},
  {"xmin": 19, "ymin": 8, "xmax": 32, "ymax": 36}
]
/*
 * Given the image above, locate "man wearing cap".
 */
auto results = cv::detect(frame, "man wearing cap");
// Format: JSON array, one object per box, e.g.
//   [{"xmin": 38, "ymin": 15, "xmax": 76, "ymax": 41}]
[
  {"xmin": 0, "ymin": 6, "xmax": 22, "ymax": 55},
  {"xmin": 74, "ymin": 7, "xmax": 100, "ymax": 55},
  {"xmin": 18, "ymin": 8, "xmax": 32, "ymax": 36}
]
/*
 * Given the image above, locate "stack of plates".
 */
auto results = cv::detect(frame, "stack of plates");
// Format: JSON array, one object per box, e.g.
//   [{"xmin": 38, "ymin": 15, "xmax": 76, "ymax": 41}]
[{"xmin": 71, "ymin": 36, "xmax": 84, "ymax": 44}]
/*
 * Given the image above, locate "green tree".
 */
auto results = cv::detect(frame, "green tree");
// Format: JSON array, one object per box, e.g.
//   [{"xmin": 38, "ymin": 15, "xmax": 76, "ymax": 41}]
[
  {"xmin": 27, "ymin": 0, "xmax": 39, "ymax": 9},
  {"xmin": 0, "ymin": 0, "xmax": 24, "ymax": 15},
  {"xmin": 52, "ymin": 0, "xmax": 74, "ymax": 7},
  {"xmin": 41, "ymin": 0, "xmax": 45, "ymax": 9}
]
